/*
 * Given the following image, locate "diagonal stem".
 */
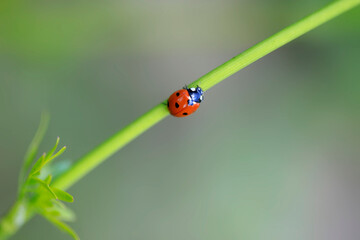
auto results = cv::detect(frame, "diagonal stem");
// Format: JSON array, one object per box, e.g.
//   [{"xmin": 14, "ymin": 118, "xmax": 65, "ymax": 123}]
[
  {"xmin": 191, "ymin": 0, "xmax": 360, "ymax": 91},
  {"xmin": 53, "ymin": 103, "xmax": 169, "ymax": 190},
  {"xmin": 53, "ymin": 0, "xmax": 360, "ymax": 191},
  {"xmin": 1, "ymin": 1, "xmax": 359, "ymax": 239}
]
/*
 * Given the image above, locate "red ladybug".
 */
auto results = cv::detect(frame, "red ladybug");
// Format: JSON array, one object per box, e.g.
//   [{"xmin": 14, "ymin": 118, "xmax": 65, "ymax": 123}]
[{"xmin": 167, "ymin": 86, "xmax": 204, "ymax": 117}]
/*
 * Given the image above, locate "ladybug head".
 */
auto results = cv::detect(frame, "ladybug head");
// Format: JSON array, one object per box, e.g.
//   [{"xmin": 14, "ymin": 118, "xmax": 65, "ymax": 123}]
[
  {"xmin": 186, "ymin": 86, "xmax": 204, "ymax": 103},
  {"xmin": 195, "ymin": 86, "xmax": 204, "ymax": 102},
  {"xmin": 196, "ymin": 86, "xmax": 204, "ymax": 96}
]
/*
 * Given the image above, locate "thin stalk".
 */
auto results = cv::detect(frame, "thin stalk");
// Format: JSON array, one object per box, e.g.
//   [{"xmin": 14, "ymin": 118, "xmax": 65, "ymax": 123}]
[
  {"xmin": 52, "ymin": 103, "xmax": 169, "ymax": 190},
  {"xmin": 191, "ymin": 0, "xmax": 360, "ymax": 91},
  {"xmin": 54, "ymin": 0, "xmax": 360, "ymax": 191},
  {"xmin": 1, "ymin": 1, "xmax": 359, "ymax": 239}
]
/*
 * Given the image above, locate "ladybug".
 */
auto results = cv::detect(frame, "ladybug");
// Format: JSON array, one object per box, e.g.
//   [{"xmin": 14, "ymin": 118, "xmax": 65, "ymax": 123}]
[{"xmin": 167, "ymin": 86, "xmax": 204, "ymax": 117}]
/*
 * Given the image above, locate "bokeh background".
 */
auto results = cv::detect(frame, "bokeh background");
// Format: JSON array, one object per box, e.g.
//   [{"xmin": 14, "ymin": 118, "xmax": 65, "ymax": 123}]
[{"xmin": 1, "ymin": 0, "xmax": 360, "ymax": 239}]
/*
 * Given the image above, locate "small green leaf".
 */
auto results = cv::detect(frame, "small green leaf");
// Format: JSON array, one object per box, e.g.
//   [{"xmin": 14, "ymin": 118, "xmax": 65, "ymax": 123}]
[
  {"xmin": 36, "ymin": 197, "xmax": 54, "ymax": 209},
  {"xmin": 51, "ymin": 200, "xmax": 76, "ymax": 221},
  {"xmin": 51, "ymin": 199, "xmax": 66, "ymax": 209},
  {"xmin": 46, "ymin": 137, "xmax": 60, "ymax": 160},
  {"xmin": 32, "ymin": 177, "xmax": 57, "ymax": 199},
  {"xmin": 52, "ymin": 188, "xmax": 74, "ymax": 202},
  {"xmin": 18, "ymin": 112, "xmax": 49, "ymax": 191},
  {"xmin": 46, "ymin": 210, "xmax": 62, "ymax": 217},
  {"xmin": 42, "ymin": 214, "xmax": 80, "ymax": 240},
  {"xmin": 45, "ymin": 146, "xmax": 67, "ymax": 164},
  {"xmin": 29, "ymin": 153, "xmax": 46, "ymax": 176},
  {"xmin": 44, "ymin": 175, "xmax": 52, "ymax": 185}
]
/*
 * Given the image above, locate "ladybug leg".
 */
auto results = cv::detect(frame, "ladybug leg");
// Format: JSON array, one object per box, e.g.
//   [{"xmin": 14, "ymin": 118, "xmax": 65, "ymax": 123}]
[{"xmin": 183, "ymin": 84, "xmax": 188, "ymax": 90}]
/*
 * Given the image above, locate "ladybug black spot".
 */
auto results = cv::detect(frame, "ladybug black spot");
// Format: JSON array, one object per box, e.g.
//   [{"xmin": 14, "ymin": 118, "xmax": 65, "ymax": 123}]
[
  {"xmin": 183, "ymin": 112, "xmax": 188, "ymax": 116},
  {"xmin": 175, "ymin": 102, "xmax": 179, "ymax": 108},
  {"xmin": 176, "ymin": 92, "xmax": 180, "ymax": 96}
]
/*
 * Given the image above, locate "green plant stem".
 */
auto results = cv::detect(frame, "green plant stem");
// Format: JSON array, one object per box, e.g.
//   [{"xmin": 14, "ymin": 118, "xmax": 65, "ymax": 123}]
[
  {"xmin": 0, "ymin": 200, "xmax": 32, "ymax": 240},
  {"xmin": 52, "ymin": 103, "xmax": 169, "ymax": 190},
  {"xmin": 191, "ymin": 0, "xmax": 360, "ymax": 91},
  {"xmin": 1, "ymin": 1, "xmax": 359, "ymax": 239},
  {"xmin": 54, "ymin": 0, "xmax": 360, "ymax": 191}
]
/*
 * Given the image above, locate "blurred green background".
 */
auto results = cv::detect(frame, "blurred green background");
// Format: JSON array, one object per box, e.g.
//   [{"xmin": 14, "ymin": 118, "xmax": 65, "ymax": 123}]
[{"xmin": 1, "ymin": 0, "xmax": 360, "ymax": 239}]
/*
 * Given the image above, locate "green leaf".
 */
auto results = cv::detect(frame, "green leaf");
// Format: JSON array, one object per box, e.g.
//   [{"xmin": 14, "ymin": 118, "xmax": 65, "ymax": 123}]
[
  {"xmin": 34, "ymin": 198, "xmax": 75, "ymax": 222},
  {"xmin": 46, "ymin": 137, "xmax": 60, "ymax": 160},
  {"xmin": 45, "ymin": 146, "xmax": 67, "ymax": 164},
  {"xmin": 32, "ymin": 177, "xmax": 57, "ymax": 200},
  {"xmin": 44, "ymin": 175, "xmax": 52, "ymax": 185},
  {"xmin": 27, "ymin": 140, "xmax": 66, "ymax": 179},
  {"xmin": 35, "ymin": 197, "xmax": 54, "ymax": 209},
  {"xmin": 51, "ymin": 200, "xmax": 76, "ymax": 221},
  {"xmin": 29, "ymin": 153, "xmax": 47, "ymax": 176},
  {"xmin": 42, "ymin": 214, "xmax": 80, "ymax": 240},
  {"xmin": 46, "ymin": 210, "xmax": 61, "ymax": 217},
  {"xmin": 18, "ymin": 112, "xmax": 49, "ymax": 191},
  {"xmin": 52, "ymin": 188, "xmax": 74, "ymax": 202}
]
